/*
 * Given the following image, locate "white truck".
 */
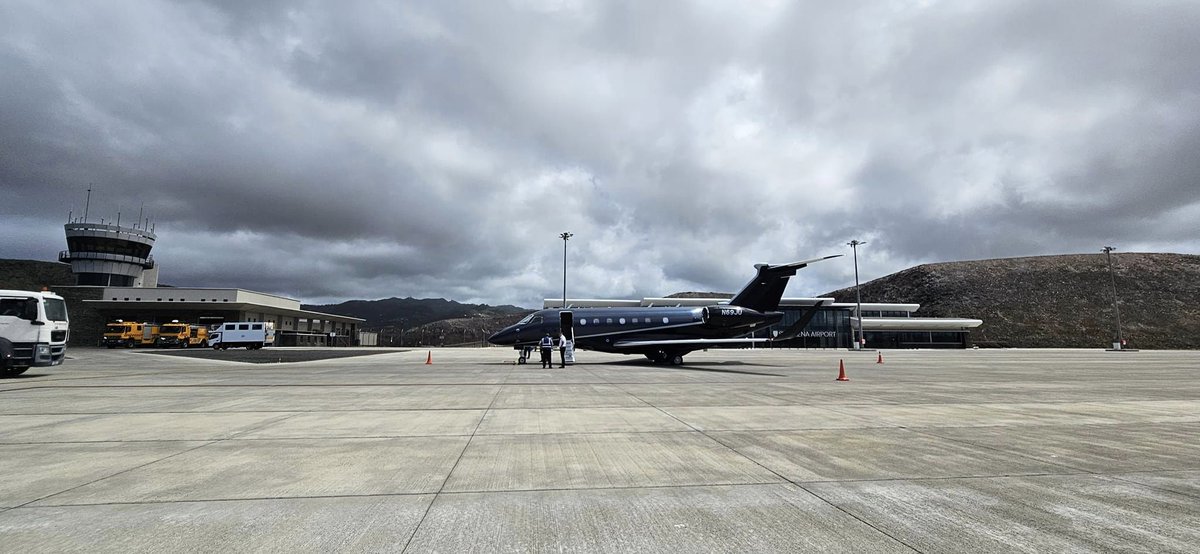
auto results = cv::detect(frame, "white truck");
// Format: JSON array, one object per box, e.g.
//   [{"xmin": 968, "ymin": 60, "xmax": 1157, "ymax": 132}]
[
  {"xmin": 0, "ymin": 289, "xmax": 70, "ymax": 377},
  {"xmin": 207, "ymin": 321, "xmax": 275, "ymax": 350}
]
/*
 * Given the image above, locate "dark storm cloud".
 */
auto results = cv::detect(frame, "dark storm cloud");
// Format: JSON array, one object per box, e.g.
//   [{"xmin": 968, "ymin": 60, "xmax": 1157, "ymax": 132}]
[{"xmin": 2, "ymin": 0, "xmax": 1198, "ymax": 306}]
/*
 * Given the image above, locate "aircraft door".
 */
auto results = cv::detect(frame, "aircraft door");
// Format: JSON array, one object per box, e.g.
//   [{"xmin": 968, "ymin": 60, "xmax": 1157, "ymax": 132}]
[
  {"xmin": 559, "ymin": 311, "xmax": 573, "ymax": 340},
  {"xmin": 559, "ymin": 311, "xmax": 575, "ymax": 364}
]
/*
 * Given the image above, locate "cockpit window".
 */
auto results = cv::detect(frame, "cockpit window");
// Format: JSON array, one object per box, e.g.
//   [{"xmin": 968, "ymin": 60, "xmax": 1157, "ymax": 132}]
[{"xmin": 517, "ymin": 312, "xmax": 541, "ymax": 325}]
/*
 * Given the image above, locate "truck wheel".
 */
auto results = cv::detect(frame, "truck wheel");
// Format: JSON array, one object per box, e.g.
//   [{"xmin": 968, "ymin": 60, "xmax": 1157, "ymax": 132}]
[{"xmin": 0, "ymin": 339, "xmax": 25, "ymax": 377}]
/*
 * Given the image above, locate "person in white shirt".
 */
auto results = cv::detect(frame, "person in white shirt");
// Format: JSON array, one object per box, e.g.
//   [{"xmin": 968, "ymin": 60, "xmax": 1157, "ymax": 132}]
[{"xmin": 558, "ymin": 332, "xmax": 570, "ymax": 368}]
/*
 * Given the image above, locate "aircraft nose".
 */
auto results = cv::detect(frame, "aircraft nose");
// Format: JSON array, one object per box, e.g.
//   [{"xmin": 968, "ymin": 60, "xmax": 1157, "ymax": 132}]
[{"xmin": 487, "ymin": 328, "xmax": 514, "ymax": 345}]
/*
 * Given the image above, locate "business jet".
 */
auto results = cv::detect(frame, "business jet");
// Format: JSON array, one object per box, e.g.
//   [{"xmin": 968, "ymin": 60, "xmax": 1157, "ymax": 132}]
[{"xmin": 487, "ymin": 255, "xmax": 840, "ymax": 365}]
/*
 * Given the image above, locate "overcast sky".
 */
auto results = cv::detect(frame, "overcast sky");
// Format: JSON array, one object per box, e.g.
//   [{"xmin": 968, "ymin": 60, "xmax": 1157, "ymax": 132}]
[{"xmin": 3, "ymin": 1, "xmax": 1198, "ymax": 307}]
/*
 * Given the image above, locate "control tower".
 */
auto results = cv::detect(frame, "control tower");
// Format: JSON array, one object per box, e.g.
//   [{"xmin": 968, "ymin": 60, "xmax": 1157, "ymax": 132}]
[{"xmin": 60, "ymin": 222, "xmax": 158, "ymax": 287}]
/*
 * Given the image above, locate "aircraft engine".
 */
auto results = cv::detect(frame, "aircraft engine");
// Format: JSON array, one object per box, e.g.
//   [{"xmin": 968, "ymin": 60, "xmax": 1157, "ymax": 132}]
[{"xmin": 702, "ymin": 306, "xmax": 767, "ymax": 327}]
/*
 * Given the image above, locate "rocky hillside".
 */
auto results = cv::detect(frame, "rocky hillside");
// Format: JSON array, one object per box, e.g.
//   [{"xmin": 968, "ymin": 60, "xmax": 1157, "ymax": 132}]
[
  {"xmin": 303, "ymin": 297, "xmax": 528, "ymax": 331},
  {"xmin": 823, "ymin": 253, "xmax": 1200, "ymax": 349},
  {"xmin": 0, "ymin": 259, "xmax": 74, "ymax": 290}
]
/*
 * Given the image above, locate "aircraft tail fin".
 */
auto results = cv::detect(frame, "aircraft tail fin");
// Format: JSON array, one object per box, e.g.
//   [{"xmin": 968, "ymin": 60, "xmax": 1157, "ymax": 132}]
[
  {"xmin": 771, "ymin": 300, "xmax": 826, "ymax": 341},
  {"xmin": 729, "ymin": 255, "xmax": 841, "ymax": 312}
]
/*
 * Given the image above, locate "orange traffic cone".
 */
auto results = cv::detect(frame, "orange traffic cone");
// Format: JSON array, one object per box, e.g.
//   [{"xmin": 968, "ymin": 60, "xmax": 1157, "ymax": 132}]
[
  {"xmin": 876, "ymin": 352, "xmax": 884, "ymax": 364},
  {"xmin": 836, "ymin": 359, "xmax": 850, "ymax": 381},
  {"xmin": 425, "ymin": 351, "xmax": 432, "ymax": 365}
]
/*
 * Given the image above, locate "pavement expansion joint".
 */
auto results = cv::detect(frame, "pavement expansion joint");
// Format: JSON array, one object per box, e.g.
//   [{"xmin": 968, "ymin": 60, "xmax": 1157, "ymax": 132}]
[{"xmin": 400, "ymin": 364, "xmax": 510, "ymax": 552}]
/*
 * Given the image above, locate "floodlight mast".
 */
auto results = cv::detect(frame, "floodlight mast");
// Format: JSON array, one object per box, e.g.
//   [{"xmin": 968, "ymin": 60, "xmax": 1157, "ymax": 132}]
[
  {"xmin": 560, "ymin": 232, "xmax": 573, "ymax": 308},
  {"xmin": 1102, "ymin": 246, "xmax": 1124, "ymax": 350},
  {"xmin": 848, "ymin": 240, "xmax": 866, "ymax": 350}
]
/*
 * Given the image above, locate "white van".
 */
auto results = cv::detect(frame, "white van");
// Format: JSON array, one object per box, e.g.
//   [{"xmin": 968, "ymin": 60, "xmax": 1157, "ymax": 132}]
[
  {"xmin": 207, "ymin": 321, "xmax": 275, "ymax": 350},
  {"xmin": 0, "ymin": 290, "xmax": 70, "ymax": 376}
]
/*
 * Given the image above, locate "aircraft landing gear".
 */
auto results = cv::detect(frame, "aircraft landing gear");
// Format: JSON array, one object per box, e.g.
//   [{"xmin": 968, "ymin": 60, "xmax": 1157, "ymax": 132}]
[
  {"xmin": 647, "ymin": 350, "xmax": 685, "ymax": 365},
  {"xmin": 517, "ymin": 346, "xmax": 532, "ymax": 364}
]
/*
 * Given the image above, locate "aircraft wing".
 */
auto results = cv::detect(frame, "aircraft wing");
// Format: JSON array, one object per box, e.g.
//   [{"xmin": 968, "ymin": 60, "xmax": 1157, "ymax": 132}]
[{"xmin": 613, "ymin": 338, "xmax": 772, "ymax": 348}]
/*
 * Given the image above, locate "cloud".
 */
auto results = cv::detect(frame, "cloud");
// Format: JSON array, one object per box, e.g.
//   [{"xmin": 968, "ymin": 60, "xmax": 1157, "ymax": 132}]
[{"xmin": 2, "ymin": 0, "xmax": 1198, "ymax": 306}]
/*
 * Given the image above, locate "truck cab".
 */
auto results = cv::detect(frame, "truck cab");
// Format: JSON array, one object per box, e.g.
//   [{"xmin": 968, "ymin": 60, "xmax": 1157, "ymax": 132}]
[
  {"xmin": 102, "ymin": 320, "xmax": 145, "ymax": 348},
  {"xmin": 0, "ymin": 290, "xmax": 70, "ymax": 376},
  {"xmin": 155, "ymin": 321, "xmax": 190, "ymax": 348}
]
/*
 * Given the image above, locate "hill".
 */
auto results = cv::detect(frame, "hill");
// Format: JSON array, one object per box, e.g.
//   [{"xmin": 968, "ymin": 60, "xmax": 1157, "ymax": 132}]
[
  {"xmin": 822, "ymin": 253, "xmax": 1200, "ymax": 349},
  {"xmin": 302, "ymin": 297, "xmax": 530, "ymax": 346},
  {"xmin": 0, "ymin": 259, "xmax": 74, "ymax": 290}
]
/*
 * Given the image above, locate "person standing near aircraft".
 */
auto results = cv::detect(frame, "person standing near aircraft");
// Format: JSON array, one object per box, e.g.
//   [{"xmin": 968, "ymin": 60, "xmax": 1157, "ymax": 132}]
[
  {"xmin": 558, "ymin": 331, "xmax": 569, "ymax": 368},
  {"xmin": 539, "ymin": 333, "xmax": 554, "ymax": 368}
]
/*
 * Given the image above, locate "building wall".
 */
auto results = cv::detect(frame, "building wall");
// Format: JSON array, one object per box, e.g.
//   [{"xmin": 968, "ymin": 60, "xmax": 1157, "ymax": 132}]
[{"xmin": 55, "ymin": 286, "xmax": 106, "ymax": 347}]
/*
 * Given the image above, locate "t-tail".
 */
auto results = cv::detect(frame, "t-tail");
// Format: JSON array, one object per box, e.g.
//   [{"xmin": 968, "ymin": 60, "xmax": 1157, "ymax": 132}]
[{"xmin": 728, "ymin": 255, "xmax": 842, "ymax": 312}]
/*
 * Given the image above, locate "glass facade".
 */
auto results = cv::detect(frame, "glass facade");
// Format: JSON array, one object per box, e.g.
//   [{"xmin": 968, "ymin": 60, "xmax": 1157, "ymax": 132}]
[
  {"xmin": 768, "ymin": 306, "xmax": 971, "ymax": 349},
  {"xmin": 770, "ymin": 307, "xmax": 851, "ymax": 349},
  {"xmin": 76, "ymin": 273, "xmax": 135, "ymax": 287},
  {"xmin": 67, "ymin": 236, "xmax": 153, "ymax": 259},
  {"xmin": 864, "ymin": 331, "xmax": 967, "ymax": 349}
]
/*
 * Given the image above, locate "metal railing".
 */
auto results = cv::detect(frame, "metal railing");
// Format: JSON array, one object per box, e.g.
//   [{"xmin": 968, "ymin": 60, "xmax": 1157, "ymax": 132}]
[{"xmin": 59, "ymin": 250, "xmax": 155, "ymax": 269}]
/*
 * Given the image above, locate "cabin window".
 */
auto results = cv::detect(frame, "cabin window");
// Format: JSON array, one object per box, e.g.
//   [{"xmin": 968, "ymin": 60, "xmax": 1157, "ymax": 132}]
[{"xmin": 662, "ymin": 317, "xmax": 669, "ymax": 324}]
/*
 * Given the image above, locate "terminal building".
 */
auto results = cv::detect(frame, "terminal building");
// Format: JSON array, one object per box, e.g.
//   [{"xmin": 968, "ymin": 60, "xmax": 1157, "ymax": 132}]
[
  {"xmin": 545, "ymin": 297, "xmax": 982, "ymax": 349},
  {"xmin": 56, "ymin": 221, "xmax": 367, "ymax": 346}
]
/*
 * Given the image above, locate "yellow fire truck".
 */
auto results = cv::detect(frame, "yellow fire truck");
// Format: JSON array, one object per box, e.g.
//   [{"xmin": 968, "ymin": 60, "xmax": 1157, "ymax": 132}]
[
  {"xmin": 155, "ymin": 321, "xmax": 191, "ymax": 348},
  {"xmin": 102, "ymin": 321, "xmax": 152, "ymax": 348},
  {"xmin": 186, "ymin": 325, "xmax": 209, "ymax": 347}
]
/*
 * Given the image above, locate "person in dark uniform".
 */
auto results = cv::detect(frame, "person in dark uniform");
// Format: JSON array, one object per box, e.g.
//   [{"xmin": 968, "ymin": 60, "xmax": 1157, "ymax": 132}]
[{"xmin": 538, "ymin": 333, "xmax": 554, "ymax": 368}]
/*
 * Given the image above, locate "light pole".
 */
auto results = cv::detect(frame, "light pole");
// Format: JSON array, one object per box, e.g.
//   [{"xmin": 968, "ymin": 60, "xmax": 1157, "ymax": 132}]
[
  {"xmin": 848, "ymin": 240, "xmax": 867, "ymax": 350},
  {"xmin": 1102, "ymin": 246, "xmax": 1123, "ymax": 350},
  {"xmin": 559, "ymin": 232, "xmax": 573, "ymax": 308}
]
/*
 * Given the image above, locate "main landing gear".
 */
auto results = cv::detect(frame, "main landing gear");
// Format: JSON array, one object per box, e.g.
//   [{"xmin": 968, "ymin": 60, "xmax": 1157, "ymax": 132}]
[{"xmin": 645, "ymin": 350, "xmax": 685, "ymax": 365}]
